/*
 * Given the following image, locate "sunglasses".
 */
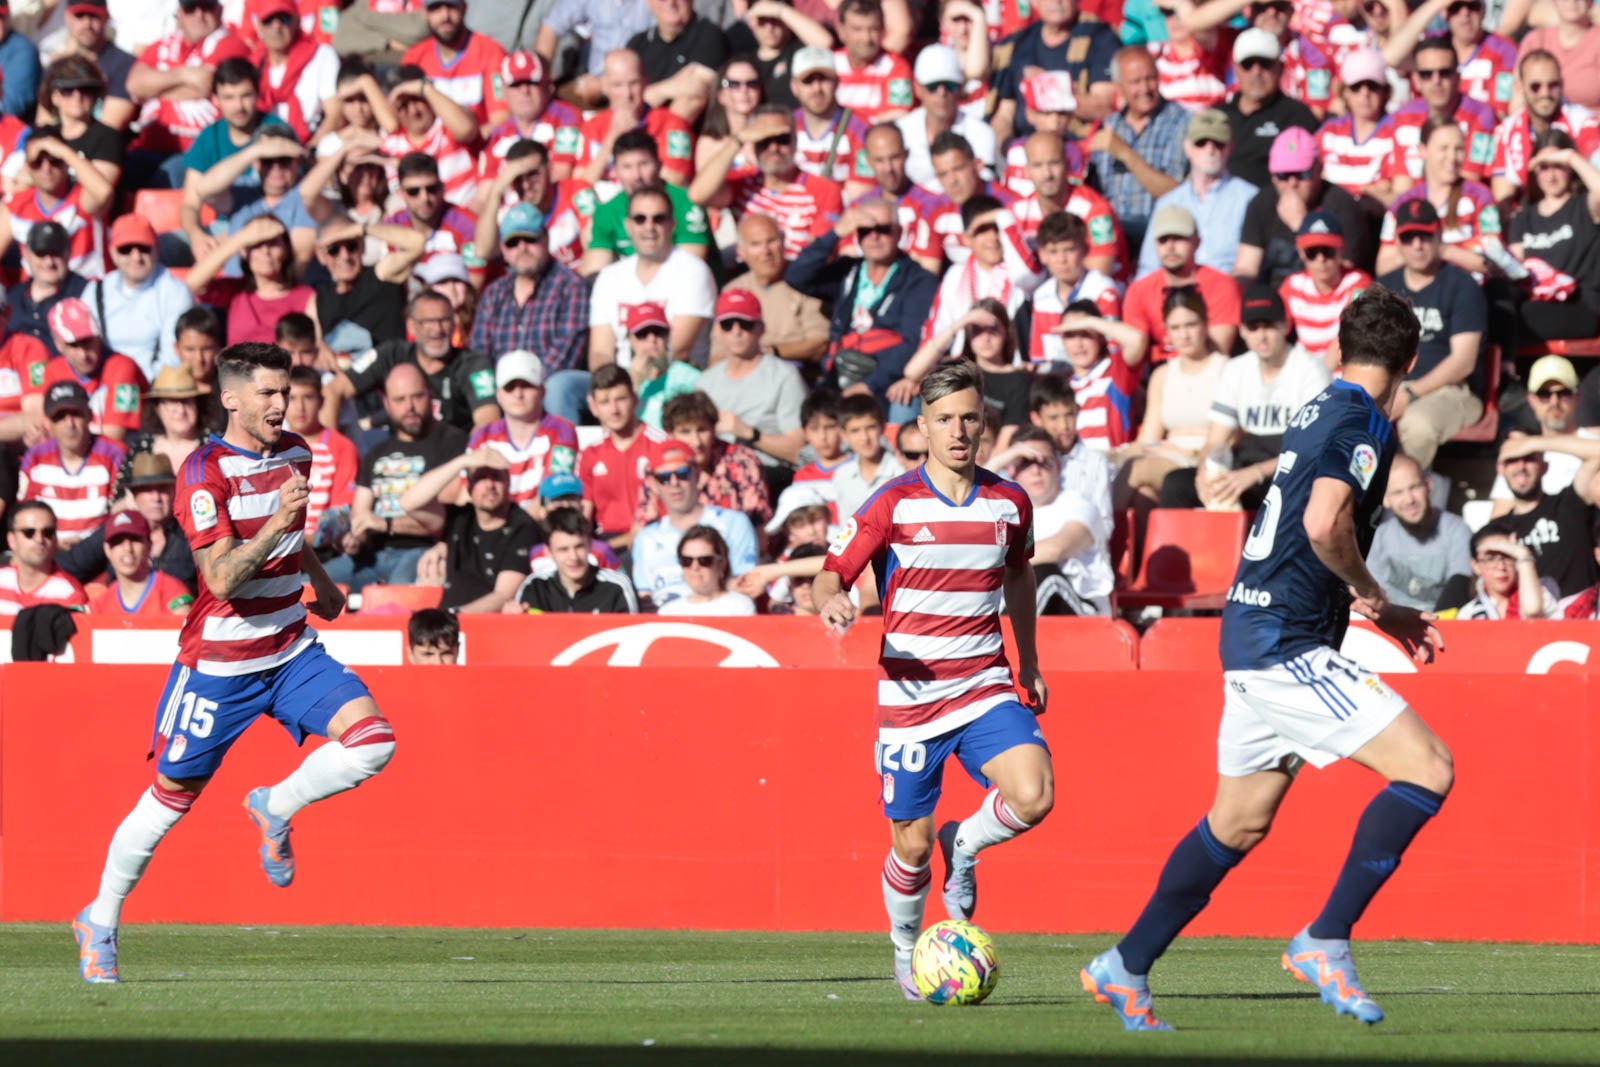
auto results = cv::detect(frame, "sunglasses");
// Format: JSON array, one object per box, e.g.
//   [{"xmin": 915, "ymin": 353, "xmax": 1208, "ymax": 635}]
[
  {"xmin": 1446, "ymin": 0, "xmax": 1482, "ymax": 14},
  {"xmin": 114, "ymin": 244, "xmax": 152, "ymax": 256},
  {"xmin": 755, "ymin": 134, "xmax": 794, "ymax": 151},
  {"xmin": 325, "ymin": 238, "xmax": 362, "ymax": 256},
  {"xmin": 402, "ymin": 182, "xmax": 443, "ymax": 196},
  {"xmin": 1240, "ymin": 57, "xmax": 1276, "ymax": 72},
  {"xmin": 718, "ymin": 318, "xmax": 756, "ymax": 332},
  {"xmin": 13, "ymin": 525, "xmax": 57, "ymax": 539},
  {"xmin": 260, "ymin": 155, "xmax": 299, "ymax": 169},
  {"xmin": 721, "ymin": 77, "xmax": 761, "ymax": 91},
  {"xmin": 799, "ymin": 74, "xmax": 834, "ymax": 86},
  {"xmin": 28, "ymin": 154, "xmax": 62, "ymax": 170},
  {"xmin": 1302, "ymin": 246, "xmax": 1338, "ymax": 260},
  {"xmin": 1528, "ymin": 80, "xmax": 1563, "ymax": 94},
  {"xmin": 1363, "ymin": 0, "xmax": 1386, "ymax": 10},
  {"xmin": 1272, "ymin": 169, "xmax": 1314, "ymax": 182},
  {"xmin": 57, "ymin": 85, "xmax": 100, "ymax": 99},
  {"xmin": 900, "ymin": 449, "xmax": 927, "ymax": 461},
  {"xmin": 968, "ymin": 323, "xmax": 1002, "ymax": 336},
  {"xmin": 629, "ymin": 212, "xmax": 671, "ymax": 226},
  {"xmin": 1415, "ymin": 67, "xmax": 1456, "ymax": 81},
  {"xmin": 1534, "ymin": 387, "xmax": 1575, "ymax": 400},
  {"xmin": 632, "ymin": 325, "xmax": 668, "ymax": 340},
  {"xmin": 1193, "ymin": 138, "xmax": 1226, "ymax": 150},
  {"xmin": 653, "ymin": 466, "xmax": 695, "ymax": 485},
  {"xmin": 678, "ymin": 553, "xmax": 722, "ymax": 569},
  {"xmin": 1348, "ymin": 80, "xmax": 1385, "ymax": 94},
  {"xmin": 1399, "ymin": 231, "xmax": 1436, "ymax": 244},
  {"xmin": 924, "ymin": 81, "xmax": 962, "ymax": 94},
  {"xmin": 504, "ymin": 235, "xmax": 544, "ymax": 249},
  {"xmin": 261, "ymin": 11, "xmax": 295, "ymax": 25},
  {"xmin": 856, "ymin": 223, "xmax": 894, "ymax": 239}
]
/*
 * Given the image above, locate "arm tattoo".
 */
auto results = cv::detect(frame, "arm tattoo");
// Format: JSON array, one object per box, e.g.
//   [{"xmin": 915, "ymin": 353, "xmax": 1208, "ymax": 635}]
[{"xmin": 194, "ymin": 527, "xmax": 290, "ymax": 600}]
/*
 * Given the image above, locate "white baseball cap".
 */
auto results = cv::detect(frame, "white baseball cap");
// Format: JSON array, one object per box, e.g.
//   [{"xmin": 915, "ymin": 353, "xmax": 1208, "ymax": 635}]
[
  {"xmin": 913, "ymin": 45, "xmax": 962, "ymax": 86},
  {"xmin": 1233, "ymin": 27, "xmax": 1282, "ymax": 65},
  {"xmin": 791, "ymin": 46, "xmax": 835, "ymax": 80},
  {"xmin": 495, "ymin": 350, "xmax": 544, "ymax": 389}
]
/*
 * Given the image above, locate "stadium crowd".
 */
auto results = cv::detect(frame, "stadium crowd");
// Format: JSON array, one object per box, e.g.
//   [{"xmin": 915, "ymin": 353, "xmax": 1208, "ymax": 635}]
[{"xmin": 4, "ymin": 0, "xmax": 1600, "ymax": 624}]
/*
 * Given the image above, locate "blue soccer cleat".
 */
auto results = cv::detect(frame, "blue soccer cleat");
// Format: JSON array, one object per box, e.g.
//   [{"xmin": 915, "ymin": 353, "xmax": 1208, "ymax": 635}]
[
  {"xmin": 243, "ymin": 787, "xmax": 295, "ymax": 888},
  {"xmin": 894, "ymin": 952, "xmax": 923, "ymax": 1001},
  {"xmin": 72, "ymin": 906, "xmax": 119, "ymax": 984},
  {"xmin": 1282, "ymin": 928, "xmax": 1385, "ymax": 1024},
  {"xmin": 1081, "ymin": 947, "xmax": 1173, "ymax": 1031},
  {"xmin": 937, "ymin": 820, "xmax": 977, "ymax": 920}
]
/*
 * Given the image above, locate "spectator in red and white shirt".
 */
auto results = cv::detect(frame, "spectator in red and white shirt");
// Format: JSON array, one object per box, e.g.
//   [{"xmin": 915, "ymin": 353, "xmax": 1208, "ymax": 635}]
[
  {"xmin": 0, "ymin": 500, "xmax": 89, "ymax": 614},
  {"xmin": 929, "ymin": 131, "xmax": 1020, "ymax": 264},
  {"xmin": 0, "ymin": 134, "xmax": 111, "ymax": 282},
  {"xmin": 579, "ymin": 362, "xmax": 664, "ymax": 547},
  {"xmin": 1011, "ymin": 131, "xmax": 1126, "ymax": 280},
  {"xmin": 479, "ymin": 51, "xmax": 583, "ymax": 188},
  {"xmin": 465, "ymin": 350, "xmax": 579, "ymax": 512},
  {"xmin": 285, "ymin": 365, "xmax": 357, "ymax": 545},
  {"xmin": 385, "ymin": 151, "xmax": 479, "ymax": 263},
  {"xmin": 998, "ymin": 72, "xmax": 1089, "ymax": 198},
  {"xmin": 472, "ymin": 139, "xmax": 597, "ymax": 272},
  {"xmin": 19, "ymin": 380, "xmax": 126, "ymax": 546},
  {"xmin": 32, "ymin": 299, "xmax": 145, "ymax": 443},
  {"xmin": 1024, "ymin": 210, "xmax": 1123, "ymax": 369},
  {"xmin": 898, "ymin": 44, "xmax": 996, "ymax": 194},
  {"xmin": 789, "ymin": 46, "xmax": 874, "ymax": 186},
  {"xmin": 575, "ymin": 49, "xmax": 696, "ymax": 187},
  {"xmin": 1389, "ymin": 0, "xmax": 1517, "ymax": 119},
  {"xmin": 1192, "ymin": 0, "xmax": 1335, "ymax": 116},
  {"xmin": 1279, "ymin": 209, "xmax": 1373, "ymax": 368},
  {"xmin": 126, "ymin": 0, "xmax": 251, "ymax": 156},
  {"xmin": 854, "ymin": 123, "xmax": 951, "ymax": 274},
  {"xmin": 401, "ymin": 0, "xmax": 508, "ymax": 133},
  {"xmin": 1385, "ymin": 36, "xmax": 1499, "ymax": 188},
  {"xmin": 379, "ymin": 67, "xmax": 482, "ymax": 209},
  {"xmin": 688, "ymin": 105, "xmax": 842, "ymax": 261},
  {"xmin": 250, "ymin": 0, "xmax": 340, "ymax": 143},
  {"xmin": 1490, "ymin": 49, "xmax": 1600, "ymax": 202},
  {"xmin": 87, "ymin": 508, "xmax": 195, "ymax": 617},
  {"xmin": 1316, "ymin": 49, "xmax": 1399, "ymax": 203},
  {"xmin": 921, "ymin": 197, "xmax": 1040, "ymax": 356},
  {"xmin": 1150, "ymin": 3, "xmax": 1235, "ymax": 112},
  {"xmin": 833, "ymin": 0, "xmax": 914, "ymax": 123}
]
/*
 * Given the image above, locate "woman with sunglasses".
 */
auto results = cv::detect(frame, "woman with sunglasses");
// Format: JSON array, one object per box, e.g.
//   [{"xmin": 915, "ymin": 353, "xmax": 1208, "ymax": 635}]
[
  {"xmin": 658, "ymin": 524, "xmax": 756, "ymax": 616},
  {"xmin": 32, "ymin": 56, "xmax": 122, "ymax": 187},
  {"xmin": 186, "ymin": 215, "xmax": 316, "ymax": 347},
  {"xmin": 1450, "ymin": 528, "xmax": 1553, "ymax": 619},
  {"xmin": 1507, "ymin": 128, "xmax": 1600, "ymax": 342},
  {"xmin": 1375, "ymin": 116, "xmax": 1499, "ymax": 281},
  {"xmin": 1518, "ymin": 0, "xmax": 1600, "ymax": 107},
  {"xmin": 1115, "ymin": 286, "xmax": 1228, "ymax": 510},
  {"xmin": 696, "ymin": 57, "xmax": 767, "ymax": 179}
]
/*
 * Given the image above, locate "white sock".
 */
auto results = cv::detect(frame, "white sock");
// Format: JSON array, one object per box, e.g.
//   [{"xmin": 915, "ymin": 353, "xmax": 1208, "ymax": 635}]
[
  {"xmin": 266, "ymin": 725, "xmax": 394, "ymax": 820},
  {"xmin": 882, "ymin": 851, "xmax": 931, "ymax": 956},
  {"xmin": 89, "ymin": 786, "xmax": 193, "ymax": 927},
  {"xmin": 953, "ymin": 790, "xmax": 1032, "ymax": 856}
]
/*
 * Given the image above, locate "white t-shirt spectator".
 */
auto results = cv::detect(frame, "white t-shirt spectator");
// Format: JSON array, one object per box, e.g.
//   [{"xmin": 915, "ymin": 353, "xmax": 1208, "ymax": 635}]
[
  {"xmin": 658, "ymin": 591, "xmax": 758, "ymax": 616},
  {"xmin": 261, "ymin": 42, "xmax": 340, "ymax": 135},
  {"xmin": 631, "ymin": 505, "xmax": 759, "ymax": 607},
  {"xmin": 1034, "ymin": 486, "xmax": 1115, "ymax": 608},
  {"xmin": 589, "ymin": 247, "xmax": 717, "ymax": 368},
  {"xmin": 1209, "ymin": 347, "xmax": 1332, "ymax": 438},
  {"xmin": 895, "ymin": 108, "xmax": 998, "ymax": 194}
]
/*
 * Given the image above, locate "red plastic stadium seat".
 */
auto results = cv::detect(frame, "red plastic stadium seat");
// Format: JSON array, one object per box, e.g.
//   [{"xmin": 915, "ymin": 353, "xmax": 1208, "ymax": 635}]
[
  {"xmin": 1450, "ymin": 344, "xmax": 1501, "ymax": 443},
  {"xmin": 1116, "ymin": 509, "xmax": 1247, "ymax": 611},
  {"xmin": 1111, "ymin": 507, "xmax": 1139, "ymax": 587},
  {"xmin": 1518, "ymin": 337, "xmax": 1600, "ymax": 359},
  {"xmin": 134, "ymin": 189, "xmax": 183, "ymax": 235},
  {"xmin": 358, "ymin": 584, "xmax": 443, "ymax": 614}
]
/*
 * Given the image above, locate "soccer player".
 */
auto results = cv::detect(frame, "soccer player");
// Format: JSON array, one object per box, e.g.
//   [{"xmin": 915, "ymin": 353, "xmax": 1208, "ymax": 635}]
[
  {"xmin": 812, "ymin": 360, "xmax": 1051, "ymax": 1001},
  {"xmin": 1082, "ymin": 285, "xmax": 1453, "ymax": 1030},
  {"xmin": 72, "ymin": 343, "xmax": 396, "ymax": 984}
]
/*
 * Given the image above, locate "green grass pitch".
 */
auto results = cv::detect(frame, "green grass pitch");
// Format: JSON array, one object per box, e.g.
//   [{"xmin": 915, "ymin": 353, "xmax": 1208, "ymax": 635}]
[{"xmin": 7, "ymin": 925, "xmax": 1600, "ymax": 1065}]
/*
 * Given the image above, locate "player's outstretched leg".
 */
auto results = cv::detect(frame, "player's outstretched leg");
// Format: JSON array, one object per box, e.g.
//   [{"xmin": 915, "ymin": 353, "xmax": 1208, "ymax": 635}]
[
  {"xmin": 246, "ymin": 712, "xmax": 395, "ymax": 888},
  {"xmin": 884, "ymin": 846, "xmax": 932, "ymax": 1000},
  {"xmin": 76, "ymin": 782, "xmax": 199, "ymax": 983}
]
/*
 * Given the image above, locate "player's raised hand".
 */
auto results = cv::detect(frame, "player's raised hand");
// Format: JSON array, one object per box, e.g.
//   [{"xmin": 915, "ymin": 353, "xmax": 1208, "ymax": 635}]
[
  {"xmin": 819, "ymin": 590, "xmax": 857, "ymax": 635},
  {"xmin": 273, "ymin": 474, "xmax": 311, "ymax": 531},
  {"xmin": 1351, "ymin": 586, "xmax": 1444, "ymax": 665}
]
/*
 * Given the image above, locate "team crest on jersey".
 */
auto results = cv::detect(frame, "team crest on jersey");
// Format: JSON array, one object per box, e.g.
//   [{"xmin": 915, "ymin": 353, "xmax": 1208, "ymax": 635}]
[
  {"xmin": 684, "ymin": 205, "xmax": 708, "ymax": 234},
  {"xmin": 114, "ymin": 384, "xmax": 139, "ymax": 413},
  {"xmin": 1088, "ymin": 215, "xmax": 1112, "ymax": 245},
  {"xmin": 168, "ymin": 734, "xmax": 187, "ymax": 760},
  {"xmin": 995, "ymin": 519, "xmax": 1008, "ymax": 546},
  {"xmin": 666, "ymin": 130, "xmax": 691, "ymax": 159},
  {"xmin": 319, "ymin": 8, "xmax": 338, "ymax": 33},
  {"xmin": 1307, "ymin": 68, "xmax": 1331, "ymax": 99},
  {"xmin": 1495, "ymin": 71, "xmax": 1514, "ymax": 103},
  {"xmin": 469, "ymin": 369, "xmax": 494, "ymax": 400},
  {"xmin": 830, "ymin": 516, "xmax": 858, "ymax": 556},
  {"xmin": 190, "ymin": 489, "xmax": 218, "ymax": 530},
  {"xmin": 1350, "ymin": 443, "xmax": 1378, "ymax": 489},
  {"xmin": 554, "ymin": 127, "xmax": 581, "ymax": 155},
  {"xmin": 29, "ymin": 363, "xmax": 43, "ymax": 386},
  {"xmin": 888, "ymin": 78, "xmax": 912, "ymax": 107}
]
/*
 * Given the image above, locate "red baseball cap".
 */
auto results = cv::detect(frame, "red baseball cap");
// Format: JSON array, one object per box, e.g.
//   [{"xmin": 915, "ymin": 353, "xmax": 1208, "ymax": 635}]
[
  {"xmin": 714, "ymin": 288, "xmax": 762, "ymax": 324},
  {"xmin": 255, "ymin": 0, "xmax": 299, "ymax": 20},
  {"xmin": 501, "ymin": 50, "xmax": 545, "ymax": 85},
  {"xmin": 49, "ymin": 298, "xmax": 100, "ymax": 343},
  {"xmin": 103, "ymin": 508, "xmax": 151, "ymax": 542},
  {"xmin": 648, "ymin": 439, "xmax": 696, "ymax": 470},
  {"xmin": 110, "ymin": 214, "xmax": 158, "ymax": 249},
  {"xmin": 625, "ymin": 302, "xmax": 669, "ymax": 334}
]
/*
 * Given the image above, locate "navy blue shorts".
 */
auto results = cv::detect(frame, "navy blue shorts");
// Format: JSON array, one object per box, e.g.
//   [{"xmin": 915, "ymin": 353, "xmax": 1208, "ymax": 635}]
[
  {"xmin": 153, "ymin": 640, "xmax": 372, "ymax": 779},
  {"xmin": 875, "ymin": 700, "xmax": 1048, "ymax": 820}
]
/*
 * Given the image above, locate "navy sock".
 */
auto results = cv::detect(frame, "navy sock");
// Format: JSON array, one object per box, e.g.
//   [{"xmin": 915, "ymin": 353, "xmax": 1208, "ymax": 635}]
[
  {"xmin": 1307, "ymin": 782, "xmax": 1446, "ymax": 941},
  {"xmin": 1117, "ymin": 817, "xmax": 1246, "ymax": 975}
]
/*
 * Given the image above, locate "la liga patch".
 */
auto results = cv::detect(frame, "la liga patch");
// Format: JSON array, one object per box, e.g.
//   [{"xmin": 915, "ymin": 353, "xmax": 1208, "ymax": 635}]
[{"xmin": 1349, "ymin": 443, "xmax": 1378, "ymax": 490}]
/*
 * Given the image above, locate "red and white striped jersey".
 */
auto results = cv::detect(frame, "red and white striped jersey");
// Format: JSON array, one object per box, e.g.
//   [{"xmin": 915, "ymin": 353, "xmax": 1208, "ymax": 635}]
[
  {"xmin": 18, "ymin": 436, "xmax": 127, "ymax": 545},
  {"xmin": 479, "ymin": 100, "xmax": 585, "ymax": 182},
  {"xmin": 997, "ymin": 134, "xmax": 1089, "ymax": 198},
  {"xmin": 32, "ymin": 356, "xmax": 148, "ymax": 436},
  {"xmin": 402, "ymin": 31, "xmax": 509, "ymax": 127},
  {"xmin": 575, "ymin": 107, "xmax": 695, "ymax": 185},
  {"xmin": 1380, "ymin": 182, "xmax": 1501, "ymax": 257},
  {"xmin": 1277, "ymin": 34, "xmax": 1335, "ymax": 112},
  {"xmin": 1383, "ymin": 97, "xmax": 1499, "ymax": 183},
  {"xmin": 0, "ymin": 331, "xmax": 50, "ymax": 415},
  {"xmin": 833, "ymin": 50, "xmax": 915, "ymax": 123},
  {"xmin": 175, "ymin": 433, "xmax": 313, "ymax": 675},
  {"xmin": 1151, "ymin": 30, "xmax": 1234, "ymax": 112},
  {"xmin": 1071, "ymin": 356, "xmax": 1141, "ymax": 451},
  {"xmin": 924, "ymin": 255, "xmax": 1030, "ymax": 348},
  {"xmin": 1025, "ymin": 270, "xmax": 1123, "ymax": 365},
  {"xmin": 1492, "ymin": 105, "xmax": 1600, "ymax": 191},
  {"xmin": 134, "ymin": 28, "xmax": 252, "ymax": 153},
  {"xmin": 1457, "ymin": 34, "xmax": 1519, "ymax": 120},
  {"xmin": 791, "ymin": 459, "xmax": 845, "ymax": 523},
  {"xmin": 823, "ymin": 467, "xmax": 1033, "ymax": 742},
  {"xmin": 7, "ymin": 186, "xmax": 107, "ymax": 280},
  {"xmin": 1316, "ymin": 114, "xmax": 1398, "ymax": 196},
  {"xmin": 380, "ymin": 119, "xmax": 478, "ymax": 208},
  {"xmin": 1279, "ymin": 268, "xmax": 1371, "ymax": 362},
  {"xmin": 730, "ymin": 171, "xmax": 843, "ymax": 260},
  {"xmin": 1012, "ymin": 186, "xmax": 1129, "ymax": 281},
  {"xmin": 0, "ymin": 564, "xmax": 88, "ymax": 614},
  {"xmin": 1290, "ymin": 0, "xmax": 1346, "ymax": 59},
  {"xmin": 936, "ymin": 181, "xmax": 1019, "ymax": 264},
  {"xmin": 793, "ymin": 107, "xmax": 874, "ymax": 184},
  {"xmin": 467, "ymin": 414, "xmax": 579, "ymax": 506},
  {"xmin": 302, "ymin": 426, "xmax": 359, "ymax": 540}
]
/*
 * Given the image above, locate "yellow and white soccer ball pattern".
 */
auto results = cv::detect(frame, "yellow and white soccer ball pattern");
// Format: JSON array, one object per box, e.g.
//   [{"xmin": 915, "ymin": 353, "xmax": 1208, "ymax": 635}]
[{"xmin": 912, "ymin": 919, "xmax": 1000, "ymax": 1005}]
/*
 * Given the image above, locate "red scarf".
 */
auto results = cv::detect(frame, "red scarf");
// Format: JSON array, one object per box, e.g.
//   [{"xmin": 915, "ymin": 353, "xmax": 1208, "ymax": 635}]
[{"xmin": 253, "ymin": 35, "xmax": 322, "ymax": 142}]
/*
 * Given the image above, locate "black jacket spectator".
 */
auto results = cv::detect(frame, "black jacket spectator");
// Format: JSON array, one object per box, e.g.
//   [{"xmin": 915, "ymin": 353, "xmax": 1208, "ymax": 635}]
[{"xmin": 514, "ymin": 569, "xmax": 637, "ymax": 613}]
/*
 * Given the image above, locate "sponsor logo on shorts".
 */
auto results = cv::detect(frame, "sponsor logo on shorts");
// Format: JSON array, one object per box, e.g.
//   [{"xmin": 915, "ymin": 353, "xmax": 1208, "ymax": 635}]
[
  {"xmin": 882, "ymin": 772, "xmax": 895, "ymax": 804},
  {"xmin": 168, "ymin": 735, "xmax": 187, "ymax": 761}
]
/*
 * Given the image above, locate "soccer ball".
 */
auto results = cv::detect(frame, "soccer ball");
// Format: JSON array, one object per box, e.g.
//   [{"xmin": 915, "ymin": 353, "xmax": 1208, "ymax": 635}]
[{"xmin": 912, "ymin": 919, "xmax": 1000, "ymax": 1005}]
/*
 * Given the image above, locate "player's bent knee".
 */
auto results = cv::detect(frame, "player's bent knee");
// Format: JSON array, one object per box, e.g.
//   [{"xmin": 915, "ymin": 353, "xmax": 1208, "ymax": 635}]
[
  {"xmin": 339, "ymin": 716, "xmax": 396, "ymax": 777},
  {"xmin": 1004, "ymin": 780, "xmax": 1054, "ymax": 825},
  {"xmin": 1207, "ymin": 809, "xmax": 1274, "ymax": 853}
]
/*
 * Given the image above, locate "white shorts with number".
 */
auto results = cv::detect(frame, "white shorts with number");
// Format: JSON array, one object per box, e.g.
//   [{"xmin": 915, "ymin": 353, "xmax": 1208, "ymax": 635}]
[{"xmin": 1218, "ymin": 647, "xmax": 1409, "ymax": 777}]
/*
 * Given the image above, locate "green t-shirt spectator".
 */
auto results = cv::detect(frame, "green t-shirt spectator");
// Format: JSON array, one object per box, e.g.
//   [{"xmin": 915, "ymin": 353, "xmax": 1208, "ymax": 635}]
[{"xmin": 589, "ymin": 182, "xmax": 715, "ymax": 260}]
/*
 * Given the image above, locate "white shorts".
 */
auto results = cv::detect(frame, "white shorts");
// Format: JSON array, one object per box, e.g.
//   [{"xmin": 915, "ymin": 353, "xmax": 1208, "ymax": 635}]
[{"xmin": 1218, "ymin": 647, "xmax": 1410, "ymax": 777}]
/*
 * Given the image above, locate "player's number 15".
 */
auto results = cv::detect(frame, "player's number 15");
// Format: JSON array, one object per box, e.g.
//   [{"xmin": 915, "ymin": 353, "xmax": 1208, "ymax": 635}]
[{"xmin": 177, "ymin": 693, "xmax": 218, "ymax": 738}]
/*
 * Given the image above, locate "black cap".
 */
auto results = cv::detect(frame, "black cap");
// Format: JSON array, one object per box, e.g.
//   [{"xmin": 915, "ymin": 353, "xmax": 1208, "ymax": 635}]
[
  {"xmin": 1392, "ymin": 198, "xmax": 1441, "ymax": 237},
  {"xmin": 1064, "ymin": 298, "xmax": 1102, "ymax": 318},
  {"xmin": 1240, "ymin": 284, "xmax": 1287, "ymax": 325},
  {"xmin": 44, "ymin": 380, "xmax": 91, "ymax": 418},
  {"xmin": 26, "ymin": 221, "xmax": 70, "ymax": 257}
]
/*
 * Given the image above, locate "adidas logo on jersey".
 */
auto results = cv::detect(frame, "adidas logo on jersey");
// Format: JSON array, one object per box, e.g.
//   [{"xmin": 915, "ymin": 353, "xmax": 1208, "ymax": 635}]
[
  {"xmin": 239, "ymin": 478, "xmax": 257, "ymax": 493},
  {"xmin": 913, "ymin": 526, "xmax": 935, "ymax": 543}
]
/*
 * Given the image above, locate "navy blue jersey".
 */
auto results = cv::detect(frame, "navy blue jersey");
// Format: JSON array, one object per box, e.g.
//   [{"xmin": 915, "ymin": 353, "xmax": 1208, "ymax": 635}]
[{"xmin": 1220, "ymin": 379, "xmax": 1396, "ymax": 670}]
